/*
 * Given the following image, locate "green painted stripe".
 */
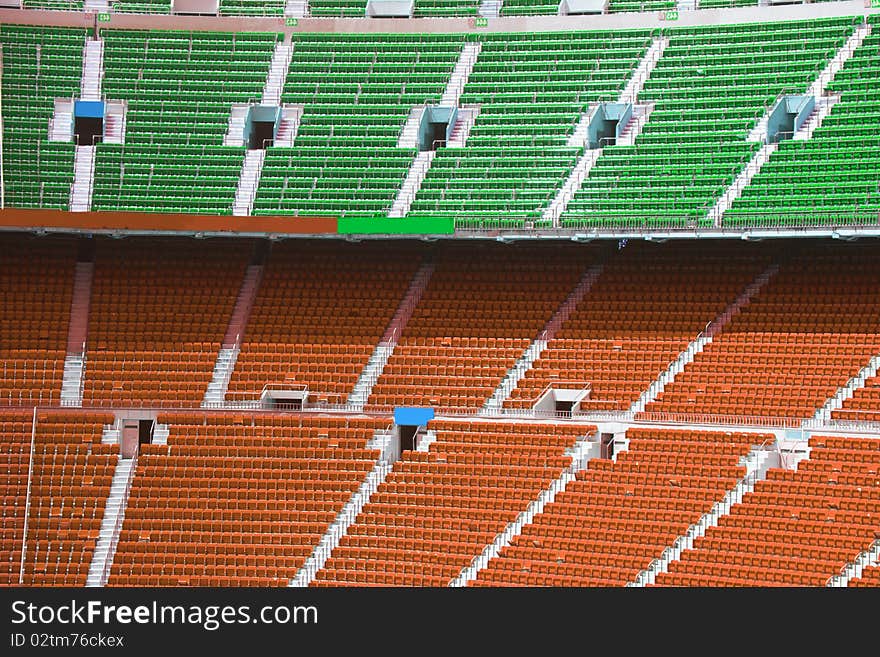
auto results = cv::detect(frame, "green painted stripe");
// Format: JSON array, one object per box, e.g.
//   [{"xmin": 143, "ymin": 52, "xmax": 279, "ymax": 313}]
[{"xmin": 337, "ymin": 216, "xmax": 455, "ymax": 235}]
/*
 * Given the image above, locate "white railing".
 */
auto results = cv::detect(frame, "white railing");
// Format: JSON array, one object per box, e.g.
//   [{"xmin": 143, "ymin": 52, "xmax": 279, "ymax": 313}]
[
  {"xmin": 18, "ymin": 407, "xmax": 37, "ymax": 585},
  {"xmin": 2, "ymin": 396, "xmax": 820, "ymax": 432}
]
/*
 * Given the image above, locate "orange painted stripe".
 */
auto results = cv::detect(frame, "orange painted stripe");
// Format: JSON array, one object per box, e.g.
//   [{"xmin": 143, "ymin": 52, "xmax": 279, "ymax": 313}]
[{"xmin": 0, "ymin": 209, "xmax": 338, "ymax": 235}]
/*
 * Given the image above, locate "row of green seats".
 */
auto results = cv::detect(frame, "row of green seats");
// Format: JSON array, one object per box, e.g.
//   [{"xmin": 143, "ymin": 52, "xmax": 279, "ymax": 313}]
[
  {"xmin": 608, "ymin": 0, "xmax": 674, "ymax": 13},
  {"xmin": 413, "ymin": 0, "xmax": 481, "ymax": 17},
  {"xmin": 218, "ymin": 0, "xmax": 285, "ymax": 15}
]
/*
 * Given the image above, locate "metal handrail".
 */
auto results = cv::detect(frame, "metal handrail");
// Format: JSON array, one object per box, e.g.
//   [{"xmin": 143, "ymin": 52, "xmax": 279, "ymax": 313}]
[
  {"xmin": 514, "ymin": 379, "xmax": 593, "ymax": 406},
  {"xmin": 0, "ymin": 398, "xmax": 835, "ymax": 431},
  {"xmin": 18, "ymin": 406, "xmax": 37, "ymax": 585}
]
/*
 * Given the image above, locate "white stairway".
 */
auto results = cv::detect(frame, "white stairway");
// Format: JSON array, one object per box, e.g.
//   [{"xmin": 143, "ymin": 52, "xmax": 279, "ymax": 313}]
[
  {"xmin": 566, "ymin": 108, "xmax": 595, "ymax": 149},
  {"xmin": 80, "ymin": 37, "xmax": 104, "ymax": 102},
  {"xmin": 388, "ymin": 150, "xmax": 435, "ymax": 218},
  {"xmin": 152, "ymin": 424, "xmax": 169, "ymax": 446},
  {"xmin": 705, "ymin": 264, "xmax": 779, "ymax": 337},
  {"xmin": 103, "ymin": 100, "xmax": 127, "ymax": 145},
  {"xmin": 541, "ymin": 149, "xmax": 603, "ymax": 226},
  {"xmin": 441, "ymin": 42, "xmax": 482, "ymax": 107},
  {"xmin": 202, "ymin": 348, "xmax": 240, "ymax": 407},
  {"xmin": 813, "ymin": 354, "xmax": 880, "ymax": 425},
  {"xmin": 284, "ymin": 0, "xmax": 309, "ymax": 16},
  {"xmin": 415, "ymin": 429, "xmax": 438, "ymax": 453},
  {"xmin": 446, "ymin": 105, "xmax": 481, "ymax": 148},
  {"xmin": 232, "ymin": 149, "xmax": 266, "ymax": 216},
  {"xmin": 706, "ymin": 143, "xmax": 779, "ymax": 227},
  {"xmin": 289, "ymin": 460, "xmax": 393, "ymax": 587},
  {"xmin": 86, "ymin": 455, "xmax": 137, "ymax": 587},
  {"xmin": 482, "ymin": 340, "xmax": 546, "ymax": 415},
  {"xmin": 60, "ymin": 261, "xmax": 93, "ymax": 407},
  {"xmin": 389, "ymin": 43, "xmax": 482, "ymax": 217},
  {"xmin": 347, "ymin": 344, "xmax": 395, "ymax": 410},
  {"xmin": 84, "ymin": 0, "xmax": 109, "ymax": 9},
  {"xmin": 630, "ymin": 336, "xmax": 711, "ymax": 414},
  {"xmin": 616, "ymin": 103, "xmax": 656, "ymax": 147},
  {"xmin": 544, "ymin": 263, "xmax": 605, "ymax": 338},
  {"xmin": 69, "ymin": 145, "xmax": 96, "ymax": 212},
  {"xmin": 450, "ymin": 432, "xmax": 597, "ymax": 587},
  {"xmin": 262, "ymin": 42, "xmax": 294, "ymax": 107},
  {"xmin": 793, "ymin": 94, "xmax": 841, "ymax": 141},
  {"xmin": 273, "ymin": 104, "xmax": 305, "ymax": 147},
  {"xmin": 630, "ymin": 445, "xmax": 774, "ymax": 587},
  {"xmin": 60, "ymin": 355, "xmax": 86, "ymax": 407},
  {"xmin": 381, "ymin": 261, "xmax": 436, "ymax": 343},
  {"xmin": 483, "ymin": 263, "xmax": 605, "ymax": 412},
  {"xmin": 101, "ymin": 422, "xmax": 120, "ymax": 446},
  {"xmin": 348, "ymin": 261, "xmax": 436, "ymax": 410},
  {"xmin": 367, "ymin": 428, "xmax": 396, "ymax": 462},
  {"xmin": 746, "ymin": 105, "xmax": 774, "ymax": 144},
  {"xmin": 677, "ymin": 0, "xmax": 697, "ymax": 8},
  {"xmin": 807, "ymin": 23, "xmax": 871, "ymax": 99},
  {"xmin": 397, "ymin": 106, "xmax": 426, "ymax": 149},
  {"xmin": 828, "ymin": 539, "xmax": 880, "ymax": 587},
  {"xmin": 223, "ymin": 104, "xmax": 251, "ymax": 147},
  {"xmin": 631, "ymin": 264, "xmax": 779, "ymax": 413},
  {"xmin": 546, "ymin": 38, "xmax": 667, "ymax": 224},
  {"xmin": 617, "ymin": 37, "xmax": 669, "ymax": 106},
  {"xmin": 477, "ymin": 0, "xmax": 502, "ymax": 17},
  {"xmin": 714, "ymin": 23, "xmax": 870, "ymax": 226},
  {"xmin": 48, "ymin": 99, "xmax": 74, "ymax": 142}
]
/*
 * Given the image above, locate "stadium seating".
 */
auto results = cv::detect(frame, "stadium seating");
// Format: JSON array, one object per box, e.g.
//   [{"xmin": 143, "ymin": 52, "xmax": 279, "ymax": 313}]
[
  {"xmin": 313, "ymin": 420, "xmax": 592, "ymax": 586},
  {"xmin": 366, "ymin": 242, "xmax": 590, "ymax": 411},
  {"xmin": 107, "ymin": 414, "xmax": 387, "ymax": 586},
  {"xmin": 225, "ymin": 240, "xmax": 423, "ymax": 404},
  {"xmin": 3, "ymin": 5, "xmax": 880, "ymax": 594},
  {"xmin": 0, "ymin": 411, "xmax": 33, "ymax": 585},
  {"xmin": 655, "ymin": 434, "xmax": 880, "ymax": 586},
  {"xmin": 646, "ymin": 243, "xmax": 880, "ymax": 420},
  {"xmin": 309, "ymin": 0, "xmax": 366, "ymax": 16},
  {"xmin": 726, "ymin": 20, "xmax": 880, "ymax": 227},
  {"xmin": 408, "ymin": 30, "xmax": 652, "ymax": 227},
  {"xmin": 0, "ymin": 236, "xmax": 77, "ymax": 406},
  {"xmin": 81, "ymin": 239, "xmax": 251, "ymax": 407},
  {"xmin": 413, "ymin": 0, "xmax": 480, "ymax": 16},
  {"xmin": 111, "ymin": 0, "xmax": 172, "ymax": 14},
  {"xmin": 3, "ymin": 18, "xmax": 877, "ymax": 228},
  {"xmin": 18, "ymin": 412, "xmax": 116, "ymax": 587},
  {"xmin": 833, "ymin": 373, "xmax": 880, "ymax": 424},
  {"xmin": 506, "ymin": 241, "xmax": 773, "ymax": 412},
  {"xmin": 92, "ymin": 30, "xmax": 279, "ymax": 215},
  {"xmin": 560, "ymin": 17, "xmax": 859, "ymax": 228},
  {"xmin": 253, "ymin": 33, "xmax": 466, "ymax": 217},
  {"xmin": 21, "ymin": 1, "xmax": 84, "ymax": 8},
  {"xmin": 0, "ymin": 25, "xmax": 84, "ymax": 211},
  {"xmin": 472, "ymin": 428, "xmax": 763, "ymax": 586},
  {"xmin": 608, "ymin": 0, "xmax": 674, "ymax": 13},
  {"xmin": 849, "ymin": 564, "xmax": 880, "ymax": 587},
  {"xmin": 219, "ymin": 0, "xmax": 286, "ymax": 15},
  {"xmin": 500, "ymin": 0, "xmax": 557, "ymax": 16}
]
